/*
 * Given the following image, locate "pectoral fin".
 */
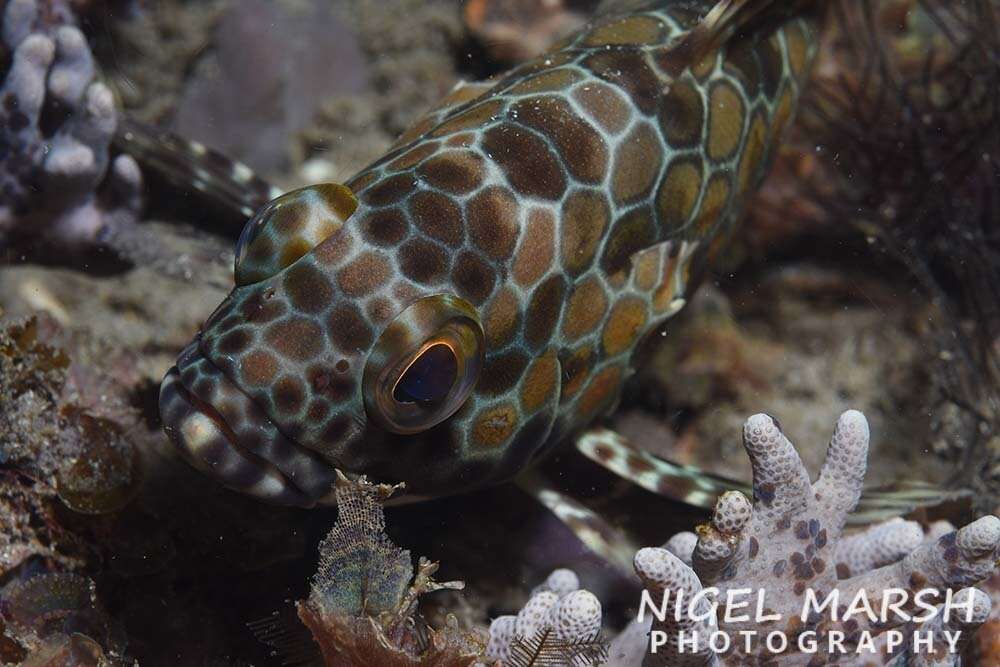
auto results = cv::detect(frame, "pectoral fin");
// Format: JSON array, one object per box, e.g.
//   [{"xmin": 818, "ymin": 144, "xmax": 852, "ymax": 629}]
[
  {"xmin": 575, "ymin": 427, "xmax": 972, "ymax": 526},
  {"xmin": 516, "ymin": 470, "xmax": 637, "ymax": 577}
]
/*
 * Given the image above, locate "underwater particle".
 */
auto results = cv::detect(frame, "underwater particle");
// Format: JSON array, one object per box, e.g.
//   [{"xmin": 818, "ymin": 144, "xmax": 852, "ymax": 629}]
[
  {"xmin": 617, "ymin": 410, "xmax": 1000, "ymax": 665},
  {"xmin": 0, "ymin": 0, "xmax": 144, "ymax": 256},
  {"xmin": 296, "ymin": 471, "xmax": 484, "ymax": 666}
]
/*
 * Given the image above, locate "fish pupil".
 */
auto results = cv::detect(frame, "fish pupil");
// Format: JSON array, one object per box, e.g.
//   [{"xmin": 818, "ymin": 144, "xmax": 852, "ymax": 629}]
[{"xmin": 393, "ymin": 344, "xmax": 458, "ymax": 404}]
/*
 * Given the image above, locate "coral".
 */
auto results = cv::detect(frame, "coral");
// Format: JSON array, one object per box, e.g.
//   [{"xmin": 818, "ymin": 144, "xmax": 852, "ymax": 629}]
[
  {"xmin": 296, "ymin": 471, "xmax": 484, "ymax": 666},
  {"xmin": 0, "ymin": 0, "xmax": 143, "ymax": 255},
  {"xmin": 482, "ymin": 567, "xmax": 607, "ymax": 666},
  {"xmin": 620, "ymin": 411, "xmax": 999, "ymax": 665}
]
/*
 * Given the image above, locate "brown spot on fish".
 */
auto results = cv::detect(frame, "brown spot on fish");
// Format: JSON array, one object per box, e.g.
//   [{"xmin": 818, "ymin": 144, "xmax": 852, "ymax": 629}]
[
  {"xmin": 366, "ymin": 297, "xmax": 395, "ymax": 326},
  {"xmin": 690, "ymin": 51, "xmax": 717, "ymax": 81},
  {"xmin": 274, "ymin": 376, "xmax": 306, "ymax": 415},
  {"xmin": 521, "ymin": 349, "xmax": 558, "ymax": 412},
  {"xmin": 707, "ymin": 80, "xmax": 745, "ymax": 162},
  {"xmin": 657, "ymin": 155, "xmax": 703, "ymax": 231},
  {"xmin": 584, "ymin": 15, "xmax": 665, "ymax": 46},
  {"xmin": 265, "ymin": 318, "xmax": 324, "ymax": 361},
  {"xmin": 284, "ymin": 263, "xmax": 333, "ymax": 314},
  {"xmin": 693, "ymin": 171, "xmax": 731, "ymax": 235},
  {"xmin": 584, "ymin": 50, "xmax": 661, "ymax": 114},
  {"xmin": 561, "ymin": 190, "xmax": 609, "ymax": 276},
  {"xmin": 785, "ymin": 21, "xmax": 810, "ymax": 78},
  {"xmin": 241, "ymin": 350, "xmax": 279, "ymax": 386},
  {"xmin": 388, "ymin": 142, "xmax": 438, "ymax": 171},
  {"xmin": 573, "ymin": 81, "xmax": 630, "ymax": 135},
  {"xmin": 561, "ymin": 277, "xmax": 608, "ymax": 341},
  {"xmin": 612, "ymin": 122, "xmax": 663, "ymax": 203},
  {"xmin": 362, "ymin": 173, "xmax": 416, "ymax": 206},
  {"xmin": 218, "ymin": 329, "xmax": 251, "ymax": 355},
  {"xmin": 271, "ymin": 201, "xmax": 308, "ymax": 235},
  {"xmin": 338, "ymin": 252, "xmax": 390, "ymax": 296},
  {"xmin": 418, "ymin": 150, "xmax": 486, "ymax": 194},
  {"xmin": 410, "ymin": 190, "xmax": 464, "ymax": 247},
  {"xmin": 507, "ymin": 68, "xmax": 584, "ymax": 95},
  {"xmin": 398, "ymin": 238, "xmax": 449, "ymax": 284},
  {"xmin": 313, "ymin": 228, "xmax": 353, "ymax": 266},
  {"xmin": 513, "ymin": 208, "xmax": 555, "ymax": 288},
  {"xmin": 484, "ymin": 287, "xmax": 521, "ymax": 348},
  {"xmin": 279, "ymin": 239, "xmax": 313, "ymax": 269},
  {"xmin": 512, "ymin": 96, "xmax": 608, "ymax": 184},
  {"xmin": 479, "ymin": 350, "xmax": 530, "ymax": 396},
  {"xmin": 472, "ymin": 403, "xmax": 518, "ymax": 448},
  {"xmin": 453, "ymin": 251, "xmax": 496, "ymax": 304},
  {"xmin": 360, "ymin": 208, "xmax": 408, "ymax": 247},
  {"xmin": 659, "ymin": 77, "xmax": 704, "ymax": 148},
  {"xmin": 483, "ymin": 123, "xmax": 567, "ymax": 200},
  {"xmin": 602, "ymin": 206, "xmax": 656, "ymax": 276},
  {"xmin": 430, "ymin": 99, "xmax": 504, "ymax": 138},
  {"xmin": 327, "ymin": 304, "xmax": 373, "ymax": 353},
  {"xmin": 738, "ymin": 109, "xmax": 769, "ymax": 193},
  {"xmin": 307, "ymin": 399, "xmax": 330, "ymax": 422},
  {"xmin": 723, "ymin": 40, "xmax": 762, "ymax": 97},
  {"xmin": 468, "ymin": 186, "xmax": 520, "ymax": 260},
  {"xmin": 602, "ymin": 297, "xmax": 647, "ymax": 356},
  {"xmin": 559, "ymin": 345, "xmax": 594, "ymax": 400},
  {"xmin": 632, "ymin": 246, "xmax": 661, "ymax": 291},
  {"xmin": 525, "ymin": 274, "xmax": 566, "ymax": 348},
  {"xmin": 576, "ymin": 365, "xmax": 621, "ymax": 421}
]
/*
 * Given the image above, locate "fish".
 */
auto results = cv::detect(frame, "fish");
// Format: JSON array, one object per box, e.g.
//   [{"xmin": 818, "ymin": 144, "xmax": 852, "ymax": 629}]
[{"xmin": 123, "ymin": 0, "xmax": 965, "ymax": 521}]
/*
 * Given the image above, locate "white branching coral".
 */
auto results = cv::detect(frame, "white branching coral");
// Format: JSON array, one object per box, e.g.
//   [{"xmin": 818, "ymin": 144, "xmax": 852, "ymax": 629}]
[
  {"xmin": 0, "ymin": 0, "xmax": 142, "ymax": 252},
  {"xmin": 620, "ymin": 411, "xmax": 1000, "ymax": 666},
  {"xmin": 482, "ymin": 568, "xmax": 607, "ymax": 666}
]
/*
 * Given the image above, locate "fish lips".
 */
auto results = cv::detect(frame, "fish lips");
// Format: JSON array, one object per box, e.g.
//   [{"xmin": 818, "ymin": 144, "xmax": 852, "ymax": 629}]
[{"xmin": 159, "ymin": 338, "xmax": 336, "ymax": 506}]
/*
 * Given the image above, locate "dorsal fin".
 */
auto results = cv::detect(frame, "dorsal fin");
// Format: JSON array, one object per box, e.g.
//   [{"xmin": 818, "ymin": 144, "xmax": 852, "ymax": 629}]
[{"xmin": 659, "ymin": 0, "xmax": 814, "ymax": 77}]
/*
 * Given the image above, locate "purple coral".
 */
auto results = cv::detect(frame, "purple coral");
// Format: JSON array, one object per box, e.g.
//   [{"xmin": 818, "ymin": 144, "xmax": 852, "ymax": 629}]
[
  {"xmin": 620, "ymin": 411, "xmax": 999, "ymax": 665},
  {"xmin": 0, "ymin": 0, "xmax": 142, "ymax": 254}
]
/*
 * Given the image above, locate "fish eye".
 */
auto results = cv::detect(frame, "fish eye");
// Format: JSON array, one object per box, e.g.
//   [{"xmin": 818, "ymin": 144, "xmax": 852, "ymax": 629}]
[{"xmin": 363, "ymin": 295, "xmax": 484, "ymax": 434}]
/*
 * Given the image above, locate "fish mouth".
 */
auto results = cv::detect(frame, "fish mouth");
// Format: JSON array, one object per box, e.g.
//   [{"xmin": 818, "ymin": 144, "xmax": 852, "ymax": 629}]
[{"xmin": 158, "ymin": 339, "xmax": 336, "ymax": 507}]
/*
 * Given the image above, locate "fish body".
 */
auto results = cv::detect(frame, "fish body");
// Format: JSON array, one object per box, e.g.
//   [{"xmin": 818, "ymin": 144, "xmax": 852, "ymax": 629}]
[{"xmin": 157, "ymin": 0, "xmax": 820, "ymax": 506}]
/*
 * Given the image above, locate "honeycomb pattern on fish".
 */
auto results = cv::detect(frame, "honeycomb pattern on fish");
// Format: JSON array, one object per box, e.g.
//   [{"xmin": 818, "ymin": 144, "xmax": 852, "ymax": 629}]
[{"xmin": 159, "ymin": 0, "xmax": 820, "ymax": 505}]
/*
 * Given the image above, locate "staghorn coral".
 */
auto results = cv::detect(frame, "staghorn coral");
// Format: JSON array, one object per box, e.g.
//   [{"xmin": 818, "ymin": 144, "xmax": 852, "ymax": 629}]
[
  {"xmin": 295, "ymin": 471, "xmax": 485, "ymax": 666},
  {"xmin": 482, "ymin": 568, "xmax": 607, "ymax": 666},
  {"xmin": 0, "ymin": 0, "xmax": 142, "ymax": 256},
  {"xmin": 616, "ymin": 411, "xmax": 999, "ymax": 665}
]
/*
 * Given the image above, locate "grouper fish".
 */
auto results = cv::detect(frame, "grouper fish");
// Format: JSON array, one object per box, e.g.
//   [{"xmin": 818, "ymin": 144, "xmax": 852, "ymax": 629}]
[{"xmin": 118, "ymin": 0, "xmax": 952, "ymax": 528}]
